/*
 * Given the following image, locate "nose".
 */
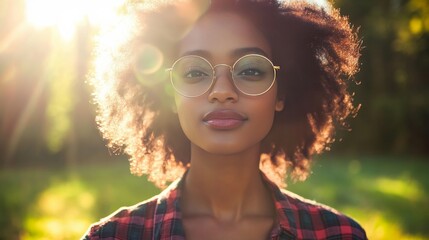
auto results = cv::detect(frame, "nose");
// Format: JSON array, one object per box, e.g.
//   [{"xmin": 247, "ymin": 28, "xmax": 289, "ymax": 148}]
[{"xmin": 208, "ymin": 65, "xmax": 238, "ymax": 103}]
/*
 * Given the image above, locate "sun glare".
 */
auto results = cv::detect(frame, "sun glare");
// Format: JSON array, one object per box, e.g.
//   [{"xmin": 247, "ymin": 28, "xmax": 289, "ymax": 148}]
[{"xmin": 25, "ymin": 0, "xmax": 125, "ymax": 40}]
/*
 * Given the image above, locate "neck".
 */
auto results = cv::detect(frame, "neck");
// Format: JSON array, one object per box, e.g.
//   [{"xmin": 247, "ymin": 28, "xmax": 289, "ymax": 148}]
[{"xmin": 181, "ymin": 144, "xmax": 274, "ymax": 222}]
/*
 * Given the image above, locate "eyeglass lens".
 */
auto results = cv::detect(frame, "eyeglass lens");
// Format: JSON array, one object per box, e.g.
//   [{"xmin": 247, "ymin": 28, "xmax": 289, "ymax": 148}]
[{"xmin": 171, "ymin": 55, "xmax": 275, "ymax": 97}]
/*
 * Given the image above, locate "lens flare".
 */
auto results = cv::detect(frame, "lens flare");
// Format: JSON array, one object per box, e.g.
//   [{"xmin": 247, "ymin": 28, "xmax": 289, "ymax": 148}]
[
  {"xmin": 134, "ymin": 44, "xmax": 164, "ymax": 75},
  {"xmin": 133, "ymin": 44, "xmax": 165, "ymax": 86}
]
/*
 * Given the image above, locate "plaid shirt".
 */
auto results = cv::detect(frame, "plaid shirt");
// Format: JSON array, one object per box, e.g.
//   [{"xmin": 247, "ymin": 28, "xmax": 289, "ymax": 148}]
[{"xmin": 82, "ymin": 173, "xmax": 367, "ymax": 240}]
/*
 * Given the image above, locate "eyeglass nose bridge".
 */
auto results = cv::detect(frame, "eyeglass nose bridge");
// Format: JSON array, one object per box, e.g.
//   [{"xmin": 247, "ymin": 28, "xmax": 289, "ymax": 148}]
[
  {"xmin": 208, "ymin": 63, "xmax": 238, "ymax": 96},
  {"xmin": 212, "ymin": 63, "xmax": 233, "ymax": 79},
  {"xmin": 208, "ymin": 63, "xmax": 237, "ymax": 95}
]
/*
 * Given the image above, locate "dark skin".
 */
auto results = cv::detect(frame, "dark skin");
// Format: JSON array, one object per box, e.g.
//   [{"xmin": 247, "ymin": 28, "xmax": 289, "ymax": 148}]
[{"xmin": 174, "ymin": 12, "xmax": 284, "ymax": 240}]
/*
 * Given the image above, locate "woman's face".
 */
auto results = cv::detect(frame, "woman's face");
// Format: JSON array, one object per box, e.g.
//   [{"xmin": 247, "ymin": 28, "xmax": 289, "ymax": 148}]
[{"xmin": 174, "ymin": 12, "xmax": 284, "ymax": 156}]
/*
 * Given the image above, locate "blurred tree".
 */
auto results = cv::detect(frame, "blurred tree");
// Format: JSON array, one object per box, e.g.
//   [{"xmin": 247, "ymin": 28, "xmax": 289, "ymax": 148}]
[
  {"xmin": 0, "ymin": 0, "xmax": 107, "ymax": 168},
  {"xmin": 335, "ymin": 0, "xmax": 429, "ymax": 155}
]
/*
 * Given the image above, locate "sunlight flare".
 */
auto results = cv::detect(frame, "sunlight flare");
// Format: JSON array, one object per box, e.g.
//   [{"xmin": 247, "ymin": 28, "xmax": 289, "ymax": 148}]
[{"xmin": 25, "ymin": 0, "xmax": 125, "ymax": 40}]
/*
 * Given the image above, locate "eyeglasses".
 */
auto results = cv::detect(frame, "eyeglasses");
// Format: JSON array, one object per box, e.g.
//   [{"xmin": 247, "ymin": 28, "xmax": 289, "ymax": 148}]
[{"xmin": 166, "ymin": 54, "xmax": 280, "ymax": 97}]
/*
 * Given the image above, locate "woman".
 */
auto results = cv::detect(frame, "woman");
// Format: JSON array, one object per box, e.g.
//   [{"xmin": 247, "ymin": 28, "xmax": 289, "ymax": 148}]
[{"xmin": 83, "ymin": 0, "xmax": 366, "ymax": 239}]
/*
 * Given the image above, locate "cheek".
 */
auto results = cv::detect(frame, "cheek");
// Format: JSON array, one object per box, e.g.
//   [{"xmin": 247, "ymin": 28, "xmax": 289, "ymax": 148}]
[
  {"xmin": 251, "ymin": 87, "xmax": 280, "ymax": 121},
  {"xmin": 253, "ymin": 94, "xmax": 282, "ymax": 136},
  {"xmin": 250, "ymin": 100, "xmax": 277, "ymax": 134},
  {"xmin": 174, "ymin": 95, "xmax": 200, "ymax": 138}
]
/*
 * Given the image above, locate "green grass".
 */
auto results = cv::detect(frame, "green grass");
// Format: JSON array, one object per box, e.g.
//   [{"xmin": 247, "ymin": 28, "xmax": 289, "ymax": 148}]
[
  {"xmin": 287, "ymin": 156, "xmax": 429, "ymax": 240},
  {"xmin": 0, "ymin": 156, "xmax": 428, "ymax": 239}
]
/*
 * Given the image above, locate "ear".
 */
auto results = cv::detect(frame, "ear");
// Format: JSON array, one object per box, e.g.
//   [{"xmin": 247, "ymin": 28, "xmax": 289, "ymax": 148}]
[{"xmin": 275, "ymin": 98, "xmax": 284, "ymax": 112}]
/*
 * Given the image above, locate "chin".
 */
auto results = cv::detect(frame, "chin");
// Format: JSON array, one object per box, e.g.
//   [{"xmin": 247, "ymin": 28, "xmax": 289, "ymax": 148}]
[{"xmin": 198, "ymin": 141, "xmax": 260, "ymax": 156}]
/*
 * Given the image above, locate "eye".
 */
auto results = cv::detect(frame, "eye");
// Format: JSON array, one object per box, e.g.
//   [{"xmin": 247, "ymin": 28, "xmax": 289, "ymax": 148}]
[
  {"xmin": 237, "ymin": 68, "xmax": 264, "ymax": 76},
  {"xmin": 185, "ymin": 70, "xmax": 209, "ymax": 78}
]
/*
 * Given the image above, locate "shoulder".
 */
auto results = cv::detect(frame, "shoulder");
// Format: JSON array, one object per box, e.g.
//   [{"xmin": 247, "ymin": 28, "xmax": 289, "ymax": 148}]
[
  {"xmin": 278, "ymin": 189, "xmax": 367, "ymax": 239},
  {"xmin": 81, "ymin": 196, "xmax": 159, "ymax": 240},
  {"xmin": 81, "ymin": 177, "xmax": 183, "ymax": 240}
]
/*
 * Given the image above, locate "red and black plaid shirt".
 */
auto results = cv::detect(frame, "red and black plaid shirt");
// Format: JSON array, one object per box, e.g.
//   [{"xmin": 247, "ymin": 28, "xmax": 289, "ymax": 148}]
[{"xmin": 83, "ymin": 172, "xmax": 367, "ymax": 240}]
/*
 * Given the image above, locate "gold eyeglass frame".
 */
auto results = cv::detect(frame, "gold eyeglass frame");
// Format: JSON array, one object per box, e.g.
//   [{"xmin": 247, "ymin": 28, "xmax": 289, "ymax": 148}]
[{"xmin": 166, "ymin": 53, "xmax": 280, "ymax": 97}]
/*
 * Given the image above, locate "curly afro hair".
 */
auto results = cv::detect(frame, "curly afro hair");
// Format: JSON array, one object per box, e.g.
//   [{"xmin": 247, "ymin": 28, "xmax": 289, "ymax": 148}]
[{"xmin": 89, "ymin": 0, "xmax": 361, "ymax": 188}]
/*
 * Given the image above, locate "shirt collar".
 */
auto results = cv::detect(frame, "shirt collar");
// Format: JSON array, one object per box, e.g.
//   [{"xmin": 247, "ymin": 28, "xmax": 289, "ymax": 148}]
[
  {"xmin": 154, "ymin": 170, "xmax": 298, "ymax": 239},
  {"xmin": 260, "ymin": 171, "xmax": 298, "ymax": 239}
]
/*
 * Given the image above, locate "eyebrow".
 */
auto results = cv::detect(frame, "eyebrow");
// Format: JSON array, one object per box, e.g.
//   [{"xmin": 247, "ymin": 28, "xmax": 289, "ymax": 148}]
[
  {"xmin": 180, "ymin": 50, "xmax": 211, "ymax": 58},
  {"xmin": 180, "ymin": 47, "xmax": 269, "ymax": 59},
  {"xmin": 232, "ymin": 47, "xmax": 269, "ymax": 58}
]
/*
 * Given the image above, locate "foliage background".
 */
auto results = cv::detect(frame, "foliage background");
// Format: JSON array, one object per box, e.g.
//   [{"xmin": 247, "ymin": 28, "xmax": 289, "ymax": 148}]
[{"xmin": 0, "ymin": 0, "xmax": 428, "ymax": 239}]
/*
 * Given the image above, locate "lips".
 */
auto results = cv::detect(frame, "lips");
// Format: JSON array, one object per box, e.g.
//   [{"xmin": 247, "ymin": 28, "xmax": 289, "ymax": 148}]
[{"xmin": 202, "ymin": 109, "xmax": 248, "ymax": 130}]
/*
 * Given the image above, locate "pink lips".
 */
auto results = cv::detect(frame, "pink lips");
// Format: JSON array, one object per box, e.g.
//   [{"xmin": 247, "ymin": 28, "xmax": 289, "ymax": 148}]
[{"xmin": 202, "ymin": 109, "xmax": 248, "ymax": 130}]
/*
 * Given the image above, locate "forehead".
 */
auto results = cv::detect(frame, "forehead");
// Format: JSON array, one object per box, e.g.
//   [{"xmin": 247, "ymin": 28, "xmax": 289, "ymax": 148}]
[{"xmin": 178, "ymin": 12, "xmax": 271, "ymax": 60}]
